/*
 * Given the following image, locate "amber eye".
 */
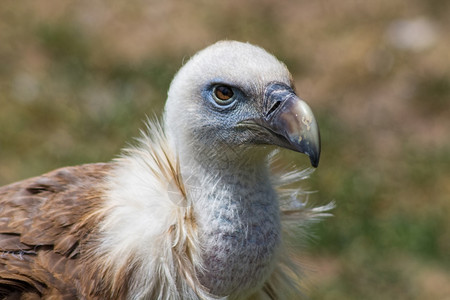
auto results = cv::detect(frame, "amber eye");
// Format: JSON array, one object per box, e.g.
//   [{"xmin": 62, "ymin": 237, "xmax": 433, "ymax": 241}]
[{"xmin": 213, "ymin": 85, "xmax": 235, "ymax": 105}]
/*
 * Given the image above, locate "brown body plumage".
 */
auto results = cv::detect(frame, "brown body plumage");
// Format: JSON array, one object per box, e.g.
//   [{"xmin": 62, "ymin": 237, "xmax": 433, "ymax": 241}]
[{"xmin": 0, "ymin": 164, "xmax": 111, "ymax": 298}]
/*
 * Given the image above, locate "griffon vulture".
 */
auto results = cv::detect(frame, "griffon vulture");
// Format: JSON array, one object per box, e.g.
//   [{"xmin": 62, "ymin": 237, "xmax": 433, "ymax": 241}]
[{"xmin": 0, "ymin": 41, "xmax": 329, "ymax": 299}]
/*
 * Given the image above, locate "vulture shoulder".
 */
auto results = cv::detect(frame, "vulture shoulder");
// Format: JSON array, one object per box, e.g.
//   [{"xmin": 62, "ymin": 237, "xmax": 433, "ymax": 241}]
[{"xmin": 0, "ymin": 163, "xmax": 112, "ymax": 299}]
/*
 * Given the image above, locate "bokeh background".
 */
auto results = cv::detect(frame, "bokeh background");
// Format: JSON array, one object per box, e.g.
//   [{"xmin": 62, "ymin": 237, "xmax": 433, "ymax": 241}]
[{"xmin": 0, "ymin": 1, "xmax": 449, "ymax": 299}]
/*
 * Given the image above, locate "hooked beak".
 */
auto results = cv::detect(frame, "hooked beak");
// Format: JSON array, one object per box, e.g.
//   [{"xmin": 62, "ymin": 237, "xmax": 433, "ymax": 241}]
[{"xmin": 261, "ymin": 83, "xmax": 321, "ymax": 167}]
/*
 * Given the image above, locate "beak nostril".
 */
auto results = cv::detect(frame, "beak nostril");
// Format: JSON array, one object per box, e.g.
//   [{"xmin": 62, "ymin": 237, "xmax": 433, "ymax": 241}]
[
  {"xmin": 266, "ymin": 100, "xmax": 282, "ymax": 119},
  {"xmin": 264, "ymin": 82, "xmax": 295, "ymax": 120}
]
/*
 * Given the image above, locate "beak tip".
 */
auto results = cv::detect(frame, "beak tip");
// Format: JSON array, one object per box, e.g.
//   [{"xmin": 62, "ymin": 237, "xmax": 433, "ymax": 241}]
[
  {"xmin": 299, "ymin": 141, "xmax": 320, "ymax": 168},
  {"xmin": 308, "ymin": 140, "xmax": 321, "ymax": 168},
  {"xmin": 288, "ymin": 132, "xmax": 321, "ymax": 168},
  {"xmin": 310, "ymin": 155, "xmax": 320, "ymax": 168}
]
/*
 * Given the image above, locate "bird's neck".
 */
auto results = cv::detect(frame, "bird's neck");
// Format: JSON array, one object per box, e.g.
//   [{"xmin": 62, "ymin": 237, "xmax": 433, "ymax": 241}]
[{"xmin": 181, "ymin": 148, "xmax": 282, "ymax": 297}]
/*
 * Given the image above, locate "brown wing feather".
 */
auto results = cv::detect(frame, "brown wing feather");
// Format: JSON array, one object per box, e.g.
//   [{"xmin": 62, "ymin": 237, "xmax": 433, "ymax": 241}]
[{"xmin": 0, "ymin": 163, "xmax": 112, "ymax": 299}]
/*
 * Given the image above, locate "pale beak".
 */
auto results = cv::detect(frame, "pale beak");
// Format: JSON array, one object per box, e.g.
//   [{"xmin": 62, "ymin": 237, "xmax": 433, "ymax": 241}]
[{"xmin": 262, "ymin": 83, "xmax": 321, "ymax": 167}]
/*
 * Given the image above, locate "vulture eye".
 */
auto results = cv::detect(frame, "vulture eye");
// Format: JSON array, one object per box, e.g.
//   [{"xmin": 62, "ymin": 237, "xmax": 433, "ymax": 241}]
[{"xmin": 213, "ymin": 85, "xmax": 235, "ymax": 105}]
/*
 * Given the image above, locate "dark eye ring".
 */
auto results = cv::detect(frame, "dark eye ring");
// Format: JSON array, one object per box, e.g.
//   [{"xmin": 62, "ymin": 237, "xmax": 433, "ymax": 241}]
[{"xmin": 213, "ymin": 85, "xmax": 235, "ymax": 105}]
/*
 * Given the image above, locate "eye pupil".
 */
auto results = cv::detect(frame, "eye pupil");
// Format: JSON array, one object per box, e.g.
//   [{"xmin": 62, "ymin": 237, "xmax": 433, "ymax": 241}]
[{"xmin": 215, "ymin": 86, "xmax": 234, "ymax": 101}]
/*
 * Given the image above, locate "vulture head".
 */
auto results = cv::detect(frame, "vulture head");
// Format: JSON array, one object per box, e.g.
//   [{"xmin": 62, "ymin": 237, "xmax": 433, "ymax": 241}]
[{"xmin": 164, "ymin": 41, "xmax": 320, "ymax": 169}]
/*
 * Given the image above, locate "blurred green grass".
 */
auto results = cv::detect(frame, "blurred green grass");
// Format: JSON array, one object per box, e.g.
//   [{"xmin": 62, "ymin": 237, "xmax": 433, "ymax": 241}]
[{"xmin": 1, "ymin": 1, "xmax": 449, "ymax": 299}]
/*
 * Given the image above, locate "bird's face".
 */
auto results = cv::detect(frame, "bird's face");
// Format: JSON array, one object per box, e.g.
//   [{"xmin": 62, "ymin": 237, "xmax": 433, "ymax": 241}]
[{"xmin": 165, "ymin": 41, "xmax": 320, "ymax": 167}]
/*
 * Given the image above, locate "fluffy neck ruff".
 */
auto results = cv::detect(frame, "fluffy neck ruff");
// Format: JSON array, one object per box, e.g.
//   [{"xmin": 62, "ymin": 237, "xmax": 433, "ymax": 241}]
[
  {"xmin": 93, "ymin": 122, "xmax": 208, "ymax": 300},
  {"xmin": 92, "ymin": 121, "xmax": 329, "ymax": 299}
]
